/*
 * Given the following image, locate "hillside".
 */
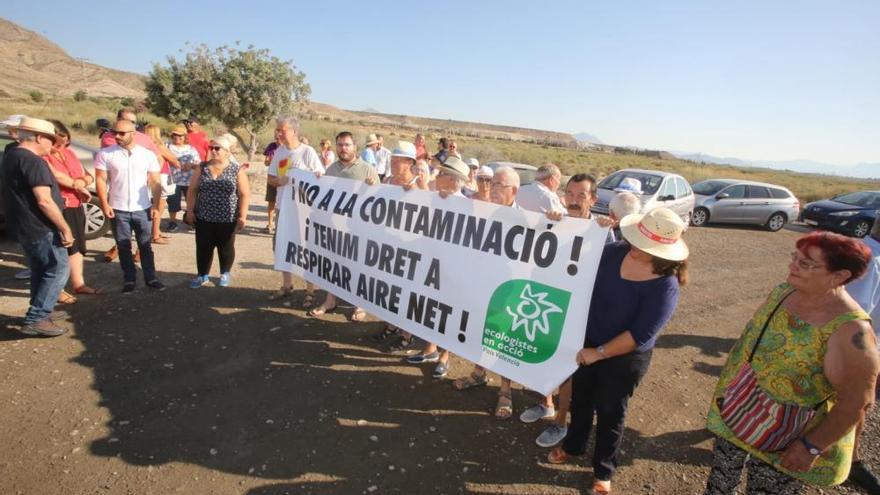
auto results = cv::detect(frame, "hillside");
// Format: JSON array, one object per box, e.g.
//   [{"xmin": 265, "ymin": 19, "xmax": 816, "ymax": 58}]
[{"xmin": 0, "ymin": 17, "xmax": 144, "ymax": 99}]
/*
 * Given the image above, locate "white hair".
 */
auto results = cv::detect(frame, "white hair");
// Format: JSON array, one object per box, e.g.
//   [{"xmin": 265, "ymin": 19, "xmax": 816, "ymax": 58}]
[
  {"xmin": 535, "ymin": 163, "xmax": 561, "ymax": 182},
  {"xmin": 493, "ymin": 165, "xmax": 521, "ymax": 187},
  {"xmin": 609, "ymin": 192, "xmax": 642, "ymax": 219},
  {"xmin": 276, "ymin": 115, "xmax": 300, "ymax": 132}
]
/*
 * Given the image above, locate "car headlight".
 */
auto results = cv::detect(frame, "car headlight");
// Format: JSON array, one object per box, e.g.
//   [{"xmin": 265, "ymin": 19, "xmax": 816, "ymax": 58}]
[{"xmin": 829, "ymin": 211, "xmax": 859, "ymax": 217}]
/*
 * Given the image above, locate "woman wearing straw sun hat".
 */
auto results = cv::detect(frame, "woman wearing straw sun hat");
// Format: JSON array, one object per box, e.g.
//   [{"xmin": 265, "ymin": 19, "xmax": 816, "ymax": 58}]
[{"xmin": 548, "ymin": 207, "xmax": 689, "ymax": 494}]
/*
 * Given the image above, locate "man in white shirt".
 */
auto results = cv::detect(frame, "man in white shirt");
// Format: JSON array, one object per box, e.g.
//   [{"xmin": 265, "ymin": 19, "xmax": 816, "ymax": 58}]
[
  {"xmin": 266, "ymin": 115, "xmax": 325, "ymax": 306},
  {"xmin": 375, "ymin": 134, "xmax": 391, "ymax": 180},
  {"xmin": 95, "ymin": 119, "xmax": 164, "ymax": 293},
  {"xmin": 515, "ymin": 163, "xmax": 564, "ymax": 213}
]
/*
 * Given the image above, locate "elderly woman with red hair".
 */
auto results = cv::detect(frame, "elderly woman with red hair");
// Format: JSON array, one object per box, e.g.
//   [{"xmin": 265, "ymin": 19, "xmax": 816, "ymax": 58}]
[{"xmin": 704, "ymin": 231, "xmax": 880, "ymax": 494}]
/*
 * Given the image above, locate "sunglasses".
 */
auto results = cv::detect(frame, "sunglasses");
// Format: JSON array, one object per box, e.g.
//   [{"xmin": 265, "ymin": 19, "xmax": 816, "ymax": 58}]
[
  {"xmin": 171, "ymin": 133, "xmax": 185, "ymax": 137},
  {"xmin": 209, "ymin": 146, "xmax": 224, "ymax": 152}
]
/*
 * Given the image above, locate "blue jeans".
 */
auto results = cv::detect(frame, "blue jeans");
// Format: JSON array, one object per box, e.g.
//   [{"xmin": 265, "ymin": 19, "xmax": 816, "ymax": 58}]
[
  {"xmin": 111, "ymin": 209, "xmax": 157, "ymax": 284},
  {"xmin": 20, "ymin": 230, "xmax": 70, "ymax": 324}
]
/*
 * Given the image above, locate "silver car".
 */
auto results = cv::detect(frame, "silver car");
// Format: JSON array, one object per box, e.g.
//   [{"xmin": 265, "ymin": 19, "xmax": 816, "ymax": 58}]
[
  {"xmin": 690, "ymin": 179, "xmax": 800, "ymax": 232},
  {"xmin": 592, "ymin": 168, "xmax": 695, "ymax": 223}
]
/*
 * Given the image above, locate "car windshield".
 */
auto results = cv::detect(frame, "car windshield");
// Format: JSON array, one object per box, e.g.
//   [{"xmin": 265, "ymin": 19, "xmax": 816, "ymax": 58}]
[
  {"xmin": 598, "ymin": 172, "xmax": 663, "ymax": 194},
  {"xmin": 692, "ymin": 180, "xmax": 734, "ymax": 196},
  {"xmin": 833, "ymin": 191, "xmax": 880, "ymax": 207}
]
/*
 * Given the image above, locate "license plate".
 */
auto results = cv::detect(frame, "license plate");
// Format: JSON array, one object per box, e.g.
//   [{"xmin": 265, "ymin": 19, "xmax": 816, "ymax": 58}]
[{"xmin": 804, "ymin": 219, "xmax": 818, "ymax": 226}]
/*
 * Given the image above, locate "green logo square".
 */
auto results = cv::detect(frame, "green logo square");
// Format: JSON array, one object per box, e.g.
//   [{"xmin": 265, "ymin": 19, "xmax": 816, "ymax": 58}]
[{"xmin": 482, "ymin": 280, "xmax": 571, "ymax": 364}]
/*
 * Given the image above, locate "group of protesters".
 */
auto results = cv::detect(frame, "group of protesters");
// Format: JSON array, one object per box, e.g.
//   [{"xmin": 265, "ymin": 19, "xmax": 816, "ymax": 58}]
[{"xmin": 3, "ymin": 111, "xmax": 880, "ymax": 495}]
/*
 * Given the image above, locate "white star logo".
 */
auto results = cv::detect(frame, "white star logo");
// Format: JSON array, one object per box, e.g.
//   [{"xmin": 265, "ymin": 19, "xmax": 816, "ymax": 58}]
[{"xmin": 505, "ymin": 284, "xmax": 562, "ymax": 342}]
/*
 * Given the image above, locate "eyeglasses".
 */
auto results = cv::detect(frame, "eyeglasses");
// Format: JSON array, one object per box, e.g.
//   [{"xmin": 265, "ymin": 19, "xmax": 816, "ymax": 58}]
[
  {"xmin": 171, "ymin": 133, "xmax": 185, "ymax": 137},
  {"xmin": 476, "ymin": 177, "xmax": 492, "ymax": 183},
  {"xmin": 113, "ymin": 131, "xmax": 133, "ymax": 136},
  {"xmin": 790, "ymin": 251, "xmax": 825, "ymax": 271},
  {"xmin": 209, "ymin": 146, "xmax": 223, "ymax": 152}
]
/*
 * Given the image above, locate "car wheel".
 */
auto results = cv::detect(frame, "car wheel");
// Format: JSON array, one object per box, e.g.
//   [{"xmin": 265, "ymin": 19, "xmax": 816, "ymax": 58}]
[
  {"xmin": 83, "ymin": 199, "xmax": 110, "ymax": 240},
  {"xmin": 766, "ymin": 212, "xmax": 787, "ymax": 232},
  {"xmin": 852, "ymin": 220, "xmax": 872, "ymax": 238},
  {"xmin": 691, "ymin": 208, "xmax": 709, "ymax": 227}
]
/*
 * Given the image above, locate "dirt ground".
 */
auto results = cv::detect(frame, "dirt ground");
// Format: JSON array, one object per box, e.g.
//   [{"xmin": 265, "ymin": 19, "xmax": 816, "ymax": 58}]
[{"xmin": 1, "ymin": 171, "xmax": 877, "ymax": 495}]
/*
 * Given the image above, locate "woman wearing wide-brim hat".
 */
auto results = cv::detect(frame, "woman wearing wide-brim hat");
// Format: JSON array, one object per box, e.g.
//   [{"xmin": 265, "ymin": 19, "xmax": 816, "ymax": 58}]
[{"xmin": 548, "ymin": 207, "xmax": 689, "ymax": 494}]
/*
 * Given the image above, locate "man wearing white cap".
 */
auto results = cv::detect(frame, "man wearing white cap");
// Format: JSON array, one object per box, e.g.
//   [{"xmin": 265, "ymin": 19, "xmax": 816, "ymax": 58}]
[
  {"xmin": 95, "ymin": 119, "xmax": 165, "ymax": 293},
  {"xmin": 2, "ymin": 117, "xmax": 73, "ymax": 336},
  {"xmin": 515, "ymin": 163, "xmax": 564, "ymax": 213}
]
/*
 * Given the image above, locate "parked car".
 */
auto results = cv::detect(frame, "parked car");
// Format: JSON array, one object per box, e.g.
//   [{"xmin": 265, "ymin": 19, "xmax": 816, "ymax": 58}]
[
  {"xmin": 485, "ymin": 161, "xmax": 538, "ymax": 186},
  {"xmin": 591, "ymin": 168, "xmax": 695, "ymax": 224},
  {"xmin": 690, "ymin": 179, "xmax": 800, "ymax": 232},
  {"xmin": 801, "ymin": 191, "xmax": 880, "ymax": 238},
  {"xmin": 0, "ymin": 132, "xmax": 110, "ymax": 240}
]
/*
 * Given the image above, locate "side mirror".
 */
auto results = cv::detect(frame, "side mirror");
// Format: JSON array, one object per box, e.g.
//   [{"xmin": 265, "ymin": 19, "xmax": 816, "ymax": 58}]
[{"xmin": 715, "ymin": 192, "xmax": 730, "ymax": 200}]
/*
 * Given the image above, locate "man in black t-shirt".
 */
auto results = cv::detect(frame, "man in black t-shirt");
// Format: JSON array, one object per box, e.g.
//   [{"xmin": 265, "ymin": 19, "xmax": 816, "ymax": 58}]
[{"xmin": 1, "ymin": 117, "xmax": 73, "ymax": 337}]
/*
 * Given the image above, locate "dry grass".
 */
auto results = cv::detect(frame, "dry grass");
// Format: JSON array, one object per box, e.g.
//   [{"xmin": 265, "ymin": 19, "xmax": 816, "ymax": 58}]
[{"xmin": 2, "ymin": 97, "xmax": 875, "ymax": 204}]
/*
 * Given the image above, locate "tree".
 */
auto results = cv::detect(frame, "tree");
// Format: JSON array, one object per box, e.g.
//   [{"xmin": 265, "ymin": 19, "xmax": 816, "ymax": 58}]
[{"xmin": 145, "ymin": 43, "xmax": 310, "ymax": 159}]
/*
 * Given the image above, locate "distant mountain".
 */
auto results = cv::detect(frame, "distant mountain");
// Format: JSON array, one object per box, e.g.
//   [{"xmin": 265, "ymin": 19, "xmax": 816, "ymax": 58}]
[
  {"xmin": 670, "ymin": 151, "xmax": 880, "ymax": 179},
  {"xmin": 573, "ymin": 132, "xmax": 603, "ymax": 144},
  {"xmin": 0, "ymin": 18, "xmax": 144, "ymax": 98}
]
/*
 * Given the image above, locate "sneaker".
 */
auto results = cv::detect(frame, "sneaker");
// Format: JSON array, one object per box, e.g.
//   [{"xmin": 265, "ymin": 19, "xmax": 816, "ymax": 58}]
[
  {"xmin": 407, "ymin": 351, "xmax": 440, "ymax": 364},
  {"xmin": 520, "ymin": 404, "xmax": 557, "ymax": 424},
  {"xmin": 21, "ymin": 319, "xmax": 67, "ymax": 337},
  {"xmin": 849, "ymin": 461, "xmax": 880, "ymax": 494},
  {"xmin": 433, "ymin": 361, "xmax": 449, "ymax": 378},
  {"xmin": 536, "ymin": 424, "xmax": 568, "ymax": 448},
  {"xmin": 146, "ymin": 280, "xmax": 166, "ymax": 292},
  {"xmin": 189, "ymin": 275, "xmax": 210, "ymax": 289},
  {"xmin": 121, "ymin": 282, "xmax": 136, "ymax": 294},
  {"xmin": 218, "ymin": 272, "xmax": 231, "ymax": 287},
  {"xmin": 48, "ymin": 310, "xmax": 70, "ymax": 321},
  {"xmin": 165, "ymin": 222, "xmax": 179, "ymax": 233},
  {"xmin": 14, "ymin": 269, "xmax": 31, "ymax": 280}
]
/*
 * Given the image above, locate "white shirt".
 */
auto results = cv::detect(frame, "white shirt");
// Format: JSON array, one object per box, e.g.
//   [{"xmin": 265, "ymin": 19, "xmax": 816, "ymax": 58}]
[
  {"xmin": 94, "ymin": 144, "xmax": 160, "ymax": 212},
  {"xmin": 515, "ymin": 181, "xmax": 564, "ymax": 213},
  {"xmin": 847, "ymin": 235, "xmax": 880, "ymax": 343},
  {"xmin": 375, "ymin": 146, "xmax": 391, "ymax": 176},
  {"xmin": 267, "ymin": 143, "xmax": 325, "ymax": 179}
]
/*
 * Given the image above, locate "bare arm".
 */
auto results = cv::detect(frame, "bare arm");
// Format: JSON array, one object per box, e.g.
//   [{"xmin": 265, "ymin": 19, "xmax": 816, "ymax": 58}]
[
  {"xmin": 148, "ymin": 171, "xmax": 161, "ymax": 210},
  {"xmin": 32, "ymin": 185, "xmax": 73, "ymax": 246},
  {"xmin": 158, "ymin": 145, "xmax": 180, "ymax": 169},
  {"xmin": 576, "ymin": 331, "xmax": 638, "ymax": 365},
  {"xmin": 184, "ymin": 167, "xmax": 201, "ymax": 225},
  {"xmin": 267, "ymin": 174, "xmax": 289, "ymax": 188},
  {"xmin": 236, "ymin": 168, "xmax": 250, "ymax": 231},
  {"xmin": 781, "ymin": 320, "xmax": 879, "ymax": 472},
  {"xmin": 95, "ymin": 169, "xmax": 114, "ymax": 218}
]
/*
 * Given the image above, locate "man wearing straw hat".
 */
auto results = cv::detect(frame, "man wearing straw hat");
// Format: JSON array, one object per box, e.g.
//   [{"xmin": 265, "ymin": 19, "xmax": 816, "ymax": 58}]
[
  {"xmin": 360, "ymin": 133, "xmax": 380, "ymax": 168},
  {"xmin": 2, "ymin": 117, "xmax": 73, "ymax": 337}
]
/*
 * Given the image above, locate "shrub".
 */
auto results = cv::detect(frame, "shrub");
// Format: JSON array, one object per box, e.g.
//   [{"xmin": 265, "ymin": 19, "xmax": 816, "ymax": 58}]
[
  {"xmin": 29, "ymin": 90, "xmax": 44, "ymax": 102},
  {"xmin": 73, "ymin": 90, "xmax": 87, "ymax": 102}
]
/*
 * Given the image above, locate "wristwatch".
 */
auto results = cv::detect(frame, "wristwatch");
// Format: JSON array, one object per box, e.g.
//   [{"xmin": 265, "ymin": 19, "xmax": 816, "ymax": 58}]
[
  {"xmin": 596, "ymin": 345, "xmax": 608, "ymax": 358},
  {"xmin": 799, "ymin": 437, "xmax": 821, "ymax": 456}
]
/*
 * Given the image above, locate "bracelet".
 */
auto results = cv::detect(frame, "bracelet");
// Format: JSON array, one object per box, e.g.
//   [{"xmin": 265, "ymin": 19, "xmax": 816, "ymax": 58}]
[{"xmin": 799, "ymin": 437, "xmax": 822, "ymax": 456}]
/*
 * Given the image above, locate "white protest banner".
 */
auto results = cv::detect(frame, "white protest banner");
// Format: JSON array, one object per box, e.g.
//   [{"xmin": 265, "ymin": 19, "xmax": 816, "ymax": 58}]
[{"xmin": 275, "ymin": 169, "xmax": 607, "ymax": 395}]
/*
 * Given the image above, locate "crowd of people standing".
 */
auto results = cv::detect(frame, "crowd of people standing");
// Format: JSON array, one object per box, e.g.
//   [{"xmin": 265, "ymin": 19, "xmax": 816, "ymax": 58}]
[{"xmin": 2, "ymin": 111, "xmax": 879, "ymax": 495}]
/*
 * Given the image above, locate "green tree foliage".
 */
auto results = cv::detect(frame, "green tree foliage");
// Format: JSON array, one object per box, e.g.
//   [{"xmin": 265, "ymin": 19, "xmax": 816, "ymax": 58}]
[{"xmin": 145, "ymin": 43, "xmax": 310, "ymax": 158}]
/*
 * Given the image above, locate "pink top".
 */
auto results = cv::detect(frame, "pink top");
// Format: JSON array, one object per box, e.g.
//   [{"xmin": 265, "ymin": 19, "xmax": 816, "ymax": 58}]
[{"xmin": 45, "ymin": 147, "xmax": 86, "ymax": 208}]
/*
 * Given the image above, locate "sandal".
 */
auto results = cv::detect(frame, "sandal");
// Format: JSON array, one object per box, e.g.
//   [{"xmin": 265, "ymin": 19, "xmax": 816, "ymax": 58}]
[
  {"xmin": 151, "ymin": 237, "xmax": 169, "ymax": 245},
  {"xmin": 547, "ymin": 447, "xmax": 572, "ymax": 465},
  {"xmin": 268, "ymin": 286, "xmax": 294, "ymax": 300},
  {"xmin": 57, "ymin": 290, "xmax": 78, "ymax": 305},
  {"xmin": 591, "ymin": 480, "xmax": 611, "ymax": 494},
  {"xmin": 495, "ymin": 393, "xmax": 513, "ymax": 420},
  {"xmin": 302, "ymin": 292, "xmax": 316, "ymax": 309},
  {"xmin": 388, "ymin": 335, "xmax": 413, "ymax": 352},
  {"xmin": 453, "ymin": 372, "xmax": 490, "ymax": 391},
  {"xmin": 73, "ymin": 285, "xmax": 104, "ymax": 295},
  {"xmin": 372, "ymin": 324, "xmax": 399, "ymax": 342},
  {"xmin": 350, "ymin": 308, "xmax": 368, "ymax": 322},
  {"xmin": 133, "ymin": 250, "xmax": 141, "ymax": 263},
  {"xmin": 307, "ymin": 304, "xmax": 337, "ymax": 317}
]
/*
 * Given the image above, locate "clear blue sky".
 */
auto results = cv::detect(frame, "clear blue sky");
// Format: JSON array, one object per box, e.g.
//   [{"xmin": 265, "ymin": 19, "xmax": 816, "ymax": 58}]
[{"xmin": 5, "ymin": 1, "xmax": 879, "ymax": 166}]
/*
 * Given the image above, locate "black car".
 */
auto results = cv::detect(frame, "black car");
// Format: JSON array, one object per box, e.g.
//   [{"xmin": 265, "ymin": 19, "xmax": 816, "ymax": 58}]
[{"xmin": 801, "ymin": 191, "xmax": 880, "ymax": 238}]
